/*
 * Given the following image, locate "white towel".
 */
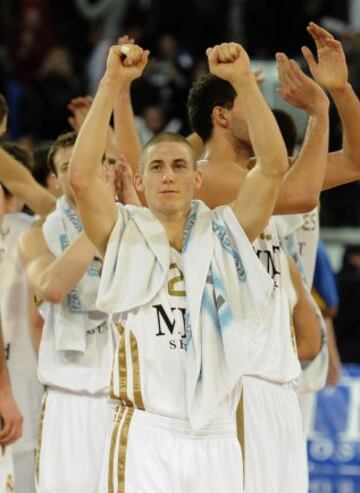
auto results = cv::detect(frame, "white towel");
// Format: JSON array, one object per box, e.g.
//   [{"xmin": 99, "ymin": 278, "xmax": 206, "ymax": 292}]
[
  {"xmin": 97, "ymin": 201, "xmax": 275, "ymax": 429},
  {"xmin": 42, "ymin": 196, "xmax": 106, "ymax": 353}
]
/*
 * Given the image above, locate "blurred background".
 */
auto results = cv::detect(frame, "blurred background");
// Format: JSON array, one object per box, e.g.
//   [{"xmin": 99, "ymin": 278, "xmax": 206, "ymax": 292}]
[{"xmin": 0, "ymin": 1, "xmax": 360, "ymax": 491}]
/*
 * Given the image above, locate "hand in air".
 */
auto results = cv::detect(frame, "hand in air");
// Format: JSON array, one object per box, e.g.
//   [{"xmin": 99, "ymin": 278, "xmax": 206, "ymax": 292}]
[
  {"xmin": 106, "ymin": 43, "xmax": 150, "ymax": 85},
  {"xmin": 206, "ymin": 42, "xmax": 252, "ymax": 85},
  {"xmin": 276, "ymin": 52, "xmax": 329, "ymax": 116},
  {"xmin": 302, "ymin": 22, "xmax": 348, "ymax": 92},
  {"xmin": 67, "ymin": 96, "xmax": 93, "ymax": 131}
]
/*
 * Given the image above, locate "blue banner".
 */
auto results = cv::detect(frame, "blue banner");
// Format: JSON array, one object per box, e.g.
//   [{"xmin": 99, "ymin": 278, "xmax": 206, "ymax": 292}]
[{"xmin": 307, "ymin": 365, "xmax": 360, "ymax": 493}]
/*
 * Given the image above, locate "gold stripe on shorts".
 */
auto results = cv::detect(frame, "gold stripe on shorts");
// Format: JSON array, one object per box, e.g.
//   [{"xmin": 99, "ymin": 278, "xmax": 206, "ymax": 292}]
[
  {"xmin": 108, "ymin": 406, "xmax": 125, "ymax": 493},
  {"xmin": 236, "ymin": 390, "xmax": 245, "ymax": 487},
  {"xmin": 117, "ymin": 407, "xmax": 135, "ymax": 493},
  {"xmin": 35, "ymin": 390, "xmax": 48, "ymax": 483},
  {"xmin": 130, "ymin": 331, "xmax": 145, "ymax": 410}
]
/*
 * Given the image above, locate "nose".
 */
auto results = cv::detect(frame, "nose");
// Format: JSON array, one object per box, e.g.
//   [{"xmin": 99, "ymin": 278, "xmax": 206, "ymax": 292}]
[{"xmin": 162, "ymin": 170, "xmax": 174, "ymax": 183}]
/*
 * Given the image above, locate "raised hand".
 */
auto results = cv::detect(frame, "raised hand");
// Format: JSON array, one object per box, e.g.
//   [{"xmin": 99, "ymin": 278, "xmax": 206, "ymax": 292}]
[
  {"xmin": 302, "ymin": 22, "xmax": 348, "ymax": 92},
  {"xmin": 206, "ymin": 42, "xmax": 252, "ymax": 85},
  {"xmin": 67, "ymin": 96, "xmax": 93, "ymax": 131},
  {"xmin": 114, "ymin": 155, "xmax": 141, "ymax": 206},
  {"xmin": 276, "ymin": 52, "xmax": 329, "ymax": 115},
  {"xmin": 105, "ymin": 43, "xmax": 150, "ymax": 85}
]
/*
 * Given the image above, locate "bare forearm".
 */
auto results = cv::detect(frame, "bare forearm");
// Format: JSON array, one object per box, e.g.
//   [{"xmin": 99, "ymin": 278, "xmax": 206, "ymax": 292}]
[
  {"xmin": 114, "ymin": 84, "xmax": 142, "ymax": 174},
  {"xmin": 0, "ymin": 149, "xmax": 55, "ymax": 215},
  {"xmin": 233, "ymin": 78, "xmax": 288, "ymax": 176},
  {"xmin": 37, "ymin": 233, "xmax": 96, "ymax": 301},
  {"xmin": 275, "ymin": 111, "xmax": 329, "ymax": 214},
  {"xmin": 331, "ymin": 83, "xmax": 360, "ymax": 163}
]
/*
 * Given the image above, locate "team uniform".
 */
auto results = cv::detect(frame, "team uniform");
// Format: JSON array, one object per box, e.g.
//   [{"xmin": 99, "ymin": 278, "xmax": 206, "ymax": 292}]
[
  {"xmin": 237, "ymin": 217, "xmax": 308, "ymax": 493},
  {"xmin": 97, "ymin": 202, "xmax": 274, "ymax": 493},
  {"xmin": 0, "ymin": 213, "xmax": 44, "ymax": 493},
  {"xmin": 0, "ymin": 445, "xmax": 14, "ymax": 493},
  {"xmin": 35, "ymin": 198, "xmax": 116, "ymax": 493},
  {"xmin": 281, "ymin": 208, "xmax": 329, "ymax": 429}
]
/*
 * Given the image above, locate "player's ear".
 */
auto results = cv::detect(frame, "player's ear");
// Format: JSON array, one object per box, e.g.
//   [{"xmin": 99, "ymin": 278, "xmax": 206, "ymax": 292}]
[
  {"xmin": 134, "ymin": 173, "xmax": 144, "ymax": 192},
  {"xmin": 212, "ymin": 106, "xmax": 229, "ymax": 130}
]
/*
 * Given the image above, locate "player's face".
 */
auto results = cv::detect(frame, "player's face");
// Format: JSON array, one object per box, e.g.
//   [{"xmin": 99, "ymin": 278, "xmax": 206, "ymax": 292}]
[
  {"xmin": 54, "ymin": 146, "xmax": 75, "ymax": 203},
  {"xmin": 136, "ymin": 141, "xmax": 202, "ymax": 217}
]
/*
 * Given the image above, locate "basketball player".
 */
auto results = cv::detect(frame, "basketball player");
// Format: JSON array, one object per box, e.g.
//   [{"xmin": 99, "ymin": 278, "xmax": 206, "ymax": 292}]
[
  {"xmin": 18, "ymin": 131, "xmax": 116, "ymax": 493},
  {"xmin": 67, "ymin": 39, "xmax": 298, "ymax": 492}
]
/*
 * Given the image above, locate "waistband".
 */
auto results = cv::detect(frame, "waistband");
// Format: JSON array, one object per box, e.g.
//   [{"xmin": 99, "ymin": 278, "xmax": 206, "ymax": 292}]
[
  {"xmin": 46, "ymin": 386, "xmax": 108, "ymax": 399},
  {"xmin": 242, "ymin": 375, "xmax": 298, "ymax": 392},
  {"xmin": 129, "ymin": 408, "xmax": 237, "ymax": 439}
]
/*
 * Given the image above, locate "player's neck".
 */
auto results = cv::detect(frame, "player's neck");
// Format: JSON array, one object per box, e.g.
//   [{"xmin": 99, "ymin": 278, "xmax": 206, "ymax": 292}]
[
  {"xmin": 4, "ymin": 197, "xmax": 23, "ymax": 214},
  {"xmin": 205, "ymin": 136, "xmax": 252, "ymax": 169},
  {"xmin": 156, "ymin": 210, "xmax": 189, "ymax": 252}
]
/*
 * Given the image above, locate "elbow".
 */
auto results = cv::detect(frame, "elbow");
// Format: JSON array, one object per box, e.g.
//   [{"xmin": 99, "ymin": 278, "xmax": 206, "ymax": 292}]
[
  {"xmin": 38, "ymin": 278, "xmax": 65, "ymax": 304},
  {"xmin": 68, "ymin": 161, "xmax": 90, "ymax": 193},
  {"xmin": 297, "ymin": 338, "xmax": 322, "ymax": 361}
]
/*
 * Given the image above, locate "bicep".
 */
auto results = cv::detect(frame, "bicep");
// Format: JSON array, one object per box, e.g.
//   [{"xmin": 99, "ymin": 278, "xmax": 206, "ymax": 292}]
[{"xmin": 73, "ymin": 178, "xmax": 118, "ymax": 258}]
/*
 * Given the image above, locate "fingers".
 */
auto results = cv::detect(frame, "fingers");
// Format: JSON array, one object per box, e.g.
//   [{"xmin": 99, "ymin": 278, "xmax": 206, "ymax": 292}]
[
  {"xmin": 0, "ymin": 417, "xmax": 23, "ymax": 446},
  {"xmin": 301, "ymin": 45, "xmax": 317, "ymax": 73},
  {"xmin": 118, "ymin": 35, "xmax": 135, "ymax": 46},
  {"xmin": 307, "ymin": 21, "xmax": 334, "ymax": 51},
  {"xmin": 206, "ymin": 42, "xmax": 242, "ymax": 63}
]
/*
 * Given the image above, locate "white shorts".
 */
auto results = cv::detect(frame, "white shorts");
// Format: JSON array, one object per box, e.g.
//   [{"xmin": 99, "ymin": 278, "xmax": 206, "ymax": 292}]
[
  {"xmin": 13, "ymin": 449, "xmax": 36, "ymax": 493},
  {"xmin": 99, "ymin": 407, "xmax": 243, "ymax": 493},
  {"xmin": 36, "ymin": 388, "xmax": 113, "ymax": 493},
  {"xmin": 240, "ymin": 376, "xmax": 308, "ymax": 493},
  {"xmin": 0, "ymin": 445, "xmax": 14, "ymax": 493}
]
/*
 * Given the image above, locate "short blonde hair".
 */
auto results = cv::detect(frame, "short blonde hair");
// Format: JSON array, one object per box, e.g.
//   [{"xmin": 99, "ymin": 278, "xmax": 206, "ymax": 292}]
[{"xmin": 139, "ymin": 132, "xmax": 196, "ymax": 174}]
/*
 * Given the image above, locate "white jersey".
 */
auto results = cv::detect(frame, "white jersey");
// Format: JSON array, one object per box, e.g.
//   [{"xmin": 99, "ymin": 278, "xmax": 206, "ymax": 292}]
[
  {"xmin": 38, "ymin": 301, "xmax": 115, "ymax": 394},
  {"xmin": 293, "ymin": 207, "xmax": 319, "ymax": 287},
  {"xmin": 0, "ymin": 213, "xmax": 43, "ymax": 454},
  {"xmin": 110, "ymin": 248, "xmax": 241, "ymax": 421},
  {"xmin": 251, "ymin": 217, "xmax": 301, "ymax": 383}
]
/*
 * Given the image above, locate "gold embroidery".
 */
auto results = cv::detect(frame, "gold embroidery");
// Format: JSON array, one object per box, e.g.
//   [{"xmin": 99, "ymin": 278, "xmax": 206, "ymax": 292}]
[
  {"xmin": 118, "ymin": 325, "xmax": 132, "ymax": 407},
  {"xmin": 260, "ymin": 233, "xmax": 272, "ymax": 240},
  {"xmin": 117, "ymin": 407, "xmax": 135, "ymax": 493},
  {"xmin": 236, "ymin": 390, "xmax": 245, "ymax": 487},
  {"xmin": 108, "ymin": 406, "xmax": 125, "ymax": 493},
  {"xmin": 6, "ymin": 474, "xmax": 14, "ymax": 492},
  {"xmin": 35, "ymin": 390, "xmax": 48, "ymax": 483},
  {"xmin": 290, "ymin": 316, "xmax": 298, "ymax": 355},
  {"xmin": 130, "ymin": 332, "xmax": 145, "ymax": 410},
  {"xmin": 168, "ymin": 263, "xmax": 186, "ymax": 296}
]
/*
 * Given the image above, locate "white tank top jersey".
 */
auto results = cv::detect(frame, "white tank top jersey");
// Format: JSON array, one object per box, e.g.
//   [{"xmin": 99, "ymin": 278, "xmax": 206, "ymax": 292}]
[
  {"xmin": 38, "ymin": 303, "xmax": 116, "ymax": 395},
  {"xmin": 0, "ymin": 213, "xmax": 43, "ymax": 453},
  {"xmin": 251, "ymin": 217, "xmax": 301, "ymax": 383},
  {"xmin": 109, "ymin": 248, "xmax": 241, "ymax": 421},
  {"xmin": 293, "ymin": 207, "xmax": 320, "ymax": 287}
]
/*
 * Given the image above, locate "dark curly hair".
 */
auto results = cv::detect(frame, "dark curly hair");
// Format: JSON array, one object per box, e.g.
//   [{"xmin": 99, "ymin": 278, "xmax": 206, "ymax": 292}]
[{"xmin": 187, "ymin": 74, "xmax": 237, "ymax": 142}]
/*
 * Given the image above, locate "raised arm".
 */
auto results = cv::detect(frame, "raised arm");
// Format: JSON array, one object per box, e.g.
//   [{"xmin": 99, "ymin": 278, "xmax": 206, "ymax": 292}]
[
  {"xmin": 303, "ymin": 22, "xmax": 360, "ymax": 189},
  {"xmin": 273, "ymin": 53, "xmax": 330, "ymax": 214},
  {"xmin": 69, "ymin": 44, "xmax": 149, "ymax": 257},
  {"xmin": 0, "ymin": 148, "xmax": 56, "ymax": 215},
  {"xmin": 206, "ymin": 43, "xmax": 288, "ymax": 241},
  {"xmin": 18, "ymin": 228, "xmax": 96, "ymax": 303}
]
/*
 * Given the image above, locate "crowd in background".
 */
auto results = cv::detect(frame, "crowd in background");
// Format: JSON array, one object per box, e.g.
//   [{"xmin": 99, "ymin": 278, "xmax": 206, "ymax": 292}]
[{"xmin": 0, "ymin": 0, "xmax": 359, "ymax": 364}]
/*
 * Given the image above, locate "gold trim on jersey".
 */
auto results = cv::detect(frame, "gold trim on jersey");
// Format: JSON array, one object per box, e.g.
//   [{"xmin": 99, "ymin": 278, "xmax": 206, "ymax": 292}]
[
  {"xmin": 168, "ymin": 263, "xmax": 186, "ymax": 297},
  {"xmin": 130, "ymin": 332, "xmax": 145, "ymax": 410},
  {"xmin": 35, "ymin": 390, "xmax": 48, "ymax": 484},
  {"xmin": 236, "ymin": 390, "xmax": 245, "ymax": 487}
]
